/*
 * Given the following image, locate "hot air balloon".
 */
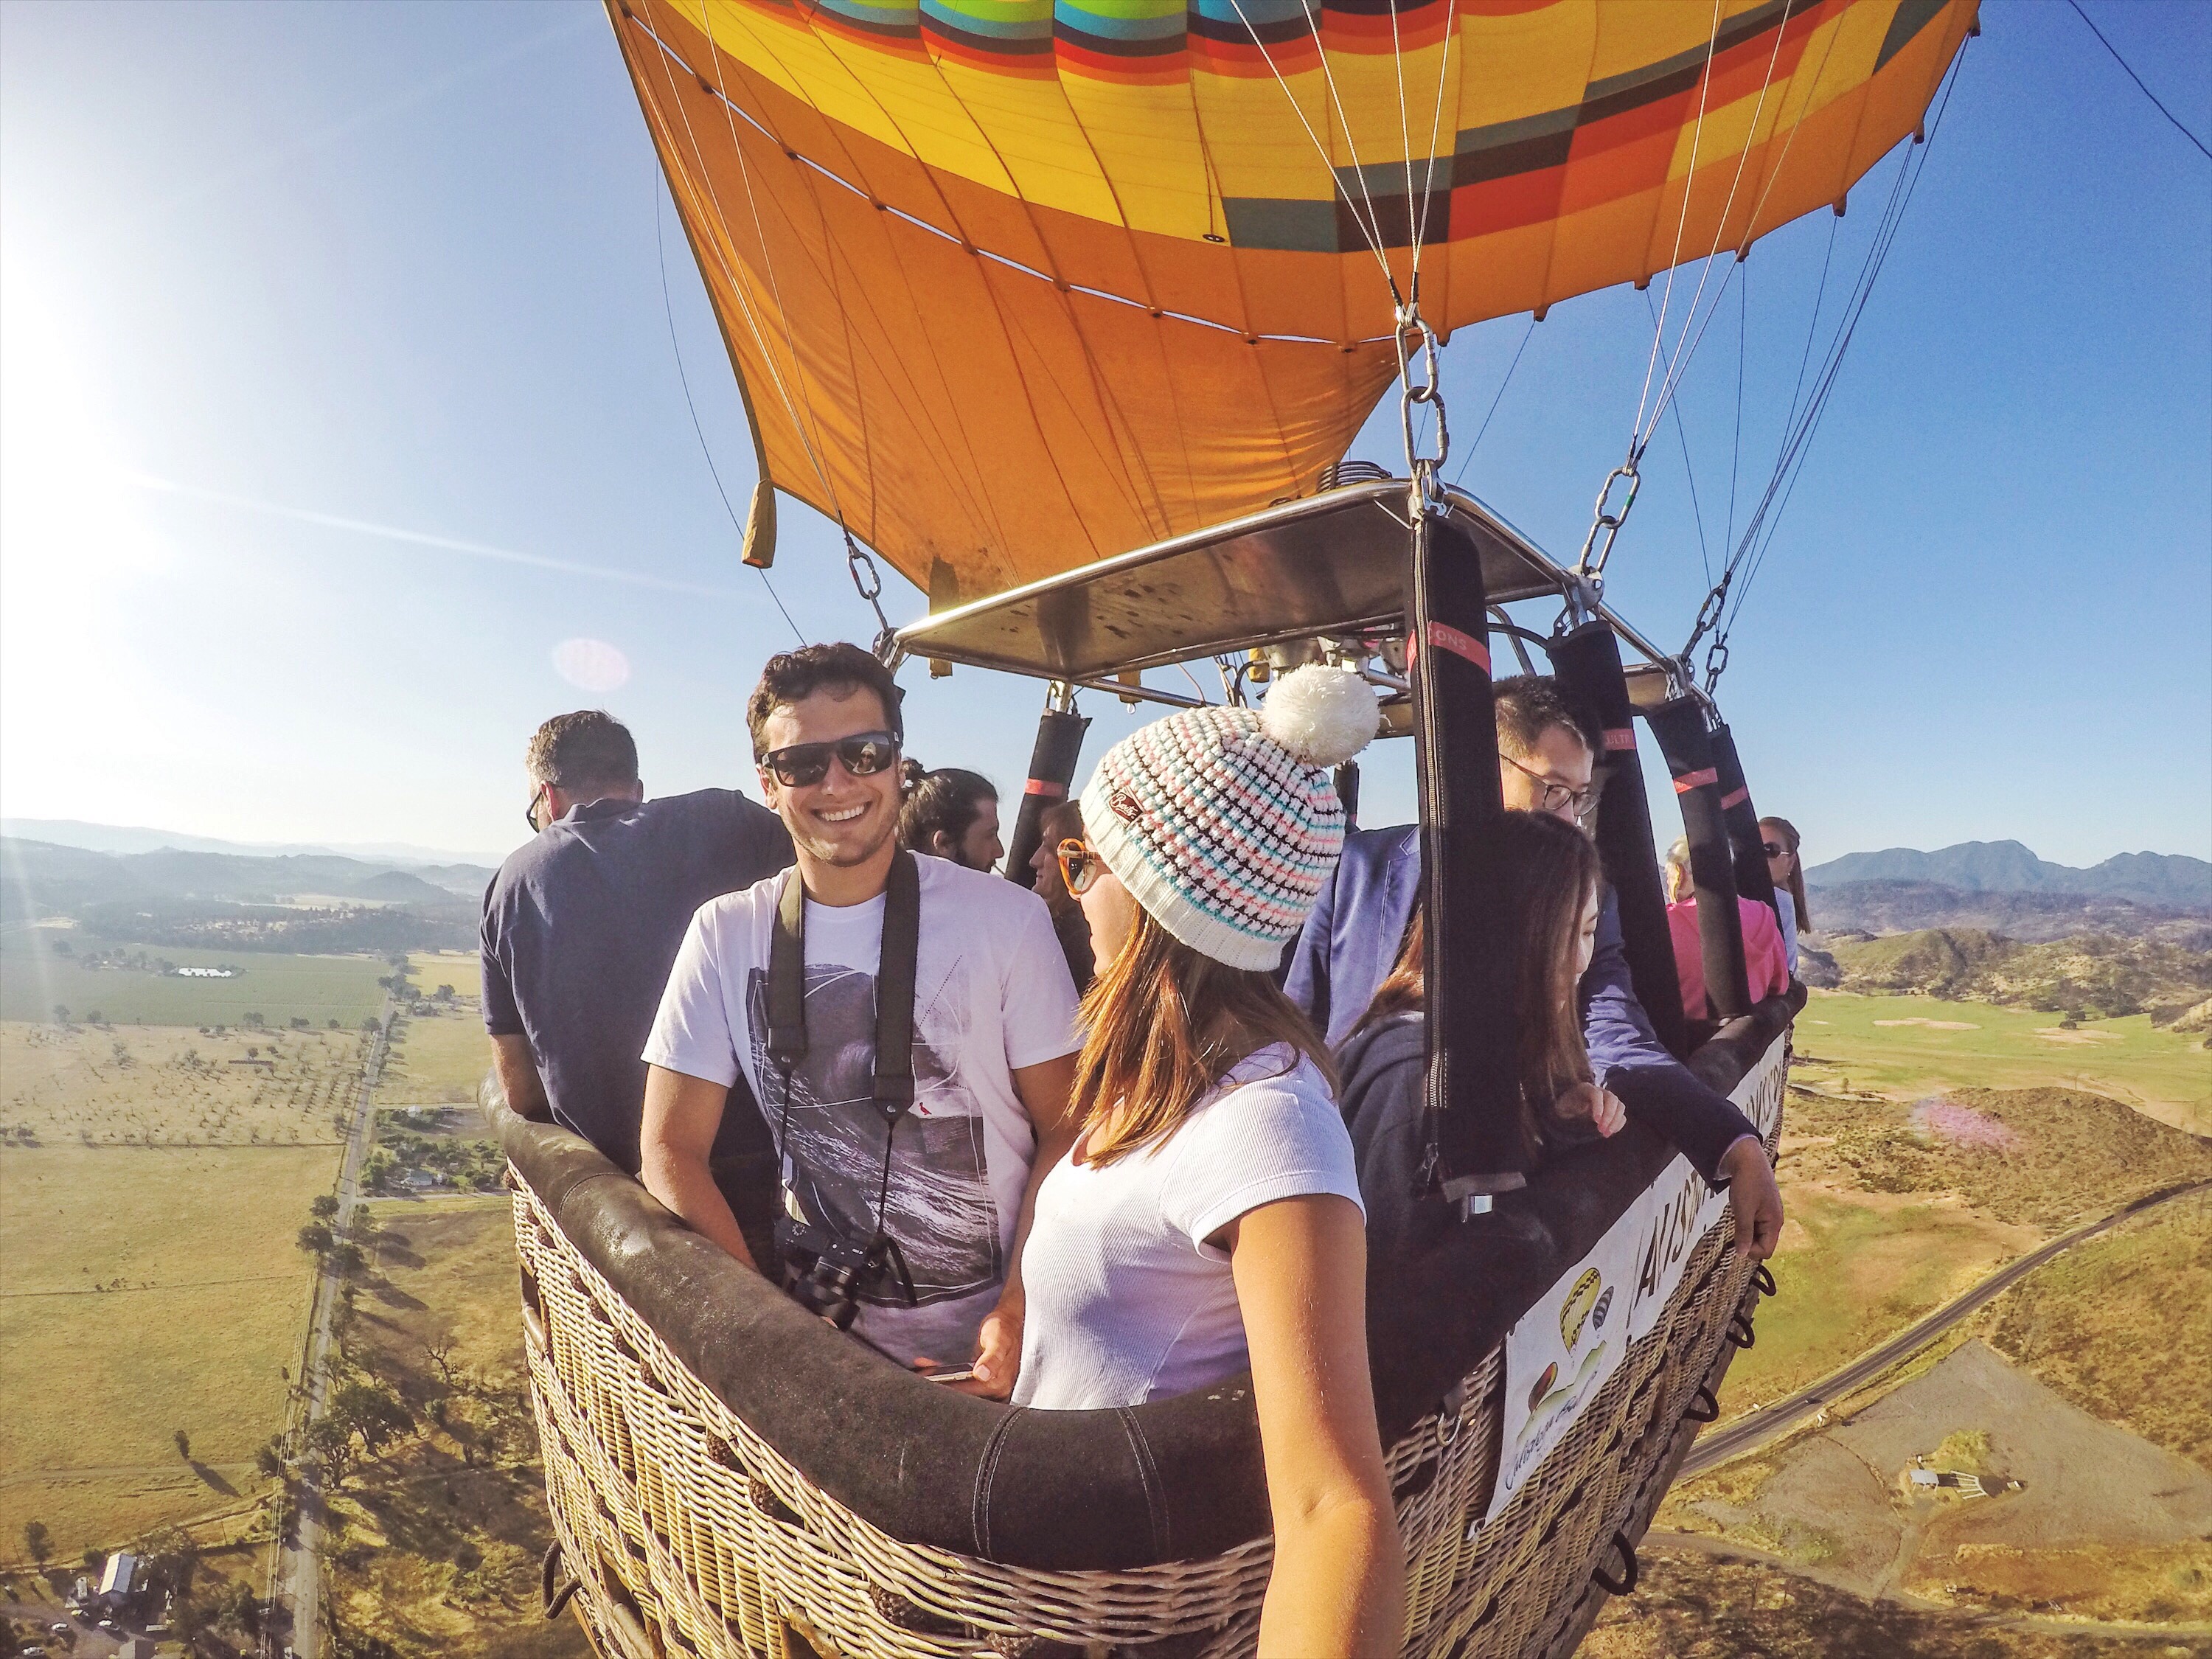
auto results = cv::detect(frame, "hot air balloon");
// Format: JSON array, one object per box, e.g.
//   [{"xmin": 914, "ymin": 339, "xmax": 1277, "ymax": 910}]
[{"xmin": 495, "ymin": 1, "xmax": 1976, "ymax": 1654}]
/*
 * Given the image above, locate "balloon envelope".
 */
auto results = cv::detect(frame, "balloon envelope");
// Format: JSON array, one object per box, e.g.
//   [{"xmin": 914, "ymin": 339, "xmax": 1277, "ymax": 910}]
[{"xmin": 615, "ymin": 0, "xmax": 1974, "ymax": 602}]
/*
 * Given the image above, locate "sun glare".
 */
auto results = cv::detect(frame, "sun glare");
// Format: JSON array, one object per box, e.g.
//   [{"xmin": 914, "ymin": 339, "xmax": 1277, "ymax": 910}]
[{"xmin": 0, "ymin": 252, "xmax": 174, "ymax": 815}]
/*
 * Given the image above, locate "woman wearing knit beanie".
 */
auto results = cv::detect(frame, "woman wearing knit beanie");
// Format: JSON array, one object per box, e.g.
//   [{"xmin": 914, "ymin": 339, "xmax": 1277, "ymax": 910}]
[{"xmin": 1012, "ymin": 664, "xmax": 1403, "ymax": 1659}]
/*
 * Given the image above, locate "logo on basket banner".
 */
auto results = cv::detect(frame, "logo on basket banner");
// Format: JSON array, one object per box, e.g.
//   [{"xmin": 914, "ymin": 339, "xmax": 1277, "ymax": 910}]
[
  {"xmin": 1557, "ymin": 1269, "xmax": 1615, "ymax": 1352},
  {"xmin": 1514, "ymin": 1342, "xmax": 1609, "ymax": 1455}
]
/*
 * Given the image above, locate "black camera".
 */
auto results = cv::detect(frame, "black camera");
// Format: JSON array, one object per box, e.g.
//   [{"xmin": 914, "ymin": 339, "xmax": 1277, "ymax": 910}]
[{"xmin": 776, "ymin": 1216, "xmax": 914, "ymax": 1331}]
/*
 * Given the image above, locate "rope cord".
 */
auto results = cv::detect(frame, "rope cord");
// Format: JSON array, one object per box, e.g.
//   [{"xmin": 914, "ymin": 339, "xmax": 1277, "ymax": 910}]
[
  {"xmin": 655, "ymin": 167, "xmax": 804, "ymax": 645},
  {"xmin": 1633, "ymin": 0, "xmax": 1798, "ymax": 459},
  {"xmin": 2064, "ymin": 0, "xmax": 2212, "ymax": 164},
  {"xmin": 635, "ymin": 0, "xmax": 844, "ymax": 519},
  {"xmin": 1646, "ymin": 289, "xmax": 1711, "ymax": 577},
  {"xmin": 1725, "ymin": 264, "xmax": 1746, "ymax": 568},
  {"xmin": 1694, "ymin": 48, "xmax": 1967, "ymax": 684},
  {"xmin": 1448, "ymin": 316, "xmax": 1535, "ymax": 488},
  {"xmin": 1627, "ymin": 0, "xmax": 1728, "ymax": 456},
  {"xmin": 684, "ymin": 0, "xmax": 854, "ymax": 528},
  {"xmin": 1218, "ymin": 0, "xmax": 1399, "ymax": 291}
]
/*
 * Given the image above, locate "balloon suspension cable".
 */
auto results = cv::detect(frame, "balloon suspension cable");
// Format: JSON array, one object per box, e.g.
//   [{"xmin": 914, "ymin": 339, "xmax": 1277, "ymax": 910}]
[
  {"xmin": 1397, "ymin": 303, "xmax": 1449, "ymax": 509},
  {"xmin": 843, "ymin": 532, "xmax": 898, "ymax": 662}
]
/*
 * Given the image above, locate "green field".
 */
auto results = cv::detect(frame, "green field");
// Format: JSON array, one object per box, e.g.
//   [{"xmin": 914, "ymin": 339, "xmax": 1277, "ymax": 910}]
[
  {"xmin": 0, "ymin": 925, "xmax": 386, "ymax": 1028},
  {"xmin": 0, "ymin": 1144, "xmax": 335, "ymax": 1557},
  {"xmin": 1794, "ymin": 990, "xmax": 2212, "ymax": 1135},
  {"xmin": 1719, "ymin": 1186, "xmax": 2033, "ymax": 1414},
  {"xmin": 1985, "ymin": 1189, "xmax": 2212, "ymax": 1471},
  {"xmin": 406, "ymin": 950, "xmax": 481, "ymax": 1001},
  {"xmin": 379, "ymin": 1009, "xmax": 490, "ymax": 1104}
]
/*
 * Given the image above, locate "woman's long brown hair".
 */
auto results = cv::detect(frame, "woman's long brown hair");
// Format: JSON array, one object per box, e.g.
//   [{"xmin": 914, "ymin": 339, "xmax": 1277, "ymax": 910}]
[
  {"xmin": 1352, "ymin": 813, "xmax": 1601, "ymax": 1153},
  {"xmin": 1760, "ymin": 815, "xmax": 1810, "ymax": 932},
  {"xmin": 1072, "ymin": 909, "xmax": 1338, "ymax": 1168}
]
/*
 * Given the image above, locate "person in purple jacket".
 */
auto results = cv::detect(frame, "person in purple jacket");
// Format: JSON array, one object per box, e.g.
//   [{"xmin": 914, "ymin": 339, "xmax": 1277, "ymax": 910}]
[{"xmin": 1284, "ymin": 676, "xmax": 1784, "ymax": 1256}]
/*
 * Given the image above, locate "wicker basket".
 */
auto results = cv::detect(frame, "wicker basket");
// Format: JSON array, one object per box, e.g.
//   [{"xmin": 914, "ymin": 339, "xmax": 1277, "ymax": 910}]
[{"xmin": 511, "ymin": 1039, "xmax": 1785, "ymax": 1659}]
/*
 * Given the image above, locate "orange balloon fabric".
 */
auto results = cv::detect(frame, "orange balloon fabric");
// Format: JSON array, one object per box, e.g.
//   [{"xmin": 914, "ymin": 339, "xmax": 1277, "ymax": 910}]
[{"xmin": 613, "ymin": 0, "xmax": 1975, "ymax": 601}]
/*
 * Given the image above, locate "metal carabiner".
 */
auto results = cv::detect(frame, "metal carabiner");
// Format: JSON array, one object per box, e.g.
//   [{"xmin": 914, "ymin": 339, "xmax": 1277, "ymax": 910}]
[
  {"xmin": 1573, "ymin": 462, "xmax": 1640, "ymax": 579},
  {"xmin": 1395, "ymin": 305, "xmax": 1450, "ymax": 481}
]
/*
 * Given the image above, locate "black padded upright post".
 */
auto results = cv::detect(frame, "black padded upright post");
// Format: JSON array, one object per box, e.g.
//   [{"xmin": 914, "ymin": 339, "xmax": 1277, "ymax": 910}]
[
  {"xmin": 1708, "ymin": 720, "xmax": 1779, "ymax": 916},
  {"xmin": 1002, "ymin": 702, "xmax": 1091, "ymax": 887},
  {"xmin": 1333, "ymin": 760, "xmax": 1361, "ymax": 833},
  {"xmin": 1410, "ymin": 513, "xmax": 1527, "ymax": 1200},
  {"xmin": 1646, "ymin": 697, "xmax": 1752, "ymax": 1023},
  {"xmin": 1545, "ymin": 621, "xmax": 1687, "ymax": 1060}
]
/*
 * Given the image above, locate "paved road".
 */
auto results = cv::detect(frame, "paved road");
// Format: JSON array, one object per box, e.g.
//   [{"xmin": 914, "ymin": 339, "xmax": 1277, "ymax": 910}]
[
  {"xmin": 1683, "ymin": 1177, "xmax": 2212, "ymax": 1478},
  {"xmin": 269, "ymin": 998, "xmax": 392, "ymax": 1659}
]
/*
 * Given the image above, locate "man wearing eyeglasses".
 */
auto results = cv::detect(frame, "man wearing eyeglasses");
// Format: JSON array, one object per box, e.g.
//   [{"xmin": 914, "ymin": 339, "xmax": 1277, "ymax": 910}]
[
  {"xmin": 1285, "ymin": 675, "xmax": 1784, "ymax": 1259},
  {"xmin": 482, "ymin": 710, "xmax": 793, "ymax": 1194},
  {"xmin": 639, "ymin": 644, "xmax": 1082, "ymax": 1398}
]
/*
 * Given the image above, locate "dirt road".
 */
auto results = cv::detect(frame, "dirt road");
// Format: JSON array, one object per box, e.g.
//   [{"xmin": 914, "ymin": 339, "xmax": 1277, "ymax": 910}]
[
  {"xmin": 1684, "ymin": 1177, "xmax": 2212, "ymax": 1478},
  {"xmin": 268, "ymin": 997, "xmax": 392, "ymax": 1659}
]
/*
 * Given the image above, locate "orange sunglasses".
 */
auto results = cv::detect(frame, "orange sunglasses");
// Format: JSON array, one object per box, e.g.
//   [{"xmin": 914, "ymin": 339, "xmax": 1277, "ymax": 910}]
[{"xmin": 1056, "ymin": 838, "xmax": 1102, "ymax": 899}]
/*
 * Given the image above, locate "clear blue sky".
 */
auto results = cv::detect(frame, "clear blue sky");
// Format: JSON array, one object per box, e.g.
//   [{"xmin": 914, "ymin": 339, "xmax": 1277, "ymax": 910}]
[{"xmin": 2, "ymin": 0, "xmax": 2205, "ymax": 870}]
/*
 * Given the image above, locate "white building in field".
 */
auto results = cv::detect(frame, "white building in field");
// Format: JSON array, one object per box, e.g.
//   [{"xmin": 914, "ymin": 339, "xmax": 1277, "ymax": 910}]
[{"xmin": 98, "ymin": 1551, "xmax": 141, "ymax": 1610}]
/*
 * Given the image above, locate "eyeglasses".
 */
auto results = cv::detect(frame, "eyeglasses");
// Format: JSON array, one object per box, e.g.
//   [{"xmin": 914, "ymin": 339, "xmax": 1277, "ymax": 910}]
[
  {"xmin": 759, "ymin": 731, "xmax": 900, "ymax": 788},
  {"xmin": 1057, "ymin": 838, "xmax": 1102, "ymax": 899},
  {"xmin": 1761, "ymin": 841, "xmax": 1794, "ymax": 860},
  {"xmin": 1502, "ymin": 752, "xmax": 1601, "ymax": 821},
  {"xmin": 524, "ymin": 784, "xmax": 550, "ymax": 835}
]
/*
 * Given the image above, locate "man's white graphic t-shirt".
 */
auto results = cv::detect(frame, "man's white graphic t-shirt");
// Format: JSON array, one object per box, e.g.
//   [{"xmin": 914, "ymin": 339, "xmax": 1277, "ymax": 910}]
[{"xmin": 644, "ymin": 855, "xmax": 1082, "ymax": 1367}]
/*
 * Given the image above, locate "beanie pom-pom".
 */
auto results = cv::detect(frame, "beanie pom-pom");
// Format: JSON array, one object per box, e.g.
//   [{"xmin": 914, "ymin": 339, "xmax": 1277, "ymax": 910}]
[{"xmin": 1259, "ymin": 663, "xmax": 1380, "ymax": 769}]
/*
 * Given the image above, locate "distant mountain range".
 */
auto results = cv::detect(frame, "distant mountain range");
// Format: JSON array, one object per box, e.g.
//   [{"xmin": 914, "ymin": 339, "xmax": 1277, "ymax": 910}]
[
  {"xmin": 1805, "ymin": 841, "xmax": 2212, "ymax": 909},
  {"xmin": 0, "ymin": 836, "xmax": 495, "ymax": 915},
  {"xmin": 1, "ymin": 818, "xmax": 506, "ymax": 871}
]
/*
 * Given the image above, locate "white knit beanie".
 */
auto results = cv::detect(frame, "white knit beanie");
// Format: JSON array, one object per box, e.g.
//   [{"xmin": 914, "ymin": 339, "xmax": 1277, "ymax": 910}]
[{"xmin": 1080, "ymin": 664, "xmax": 1381, "ymax": 970}]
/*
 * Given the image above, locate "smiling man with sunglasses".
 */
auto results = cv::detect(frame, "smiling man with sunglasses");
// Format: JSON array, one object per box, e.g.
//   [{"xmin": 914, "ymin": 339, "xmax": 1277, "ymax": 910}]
[{"xmin": 640, "ymin": 643, "xmax": 1082, "ymax": 1397}]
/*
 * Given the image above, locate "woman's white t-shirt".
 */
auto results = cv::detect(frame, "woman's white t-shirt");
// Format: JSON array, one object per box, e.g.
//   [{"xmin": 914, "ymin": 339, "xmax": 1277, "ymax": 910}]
[
  {"xmin": 643, "ymin": 856, "xmax": 1081, "ymax": 1367},
  {"xmin": 1013, "ymin": 1046, "xmax": 1363, "ymax": 1411}
]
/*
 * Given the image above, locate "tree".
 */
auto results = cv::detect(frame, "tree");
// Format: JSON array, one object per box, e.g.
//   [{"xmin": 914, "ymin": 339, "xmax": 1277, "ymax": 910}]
[
  {"xmin": 85, "ymin": 1010, "xmax": 102, "ymax": 1026},
  {"xmin": 307, "ymin": 1416, "xmax": 358, "ymax": 1487},
  {"xmin": 22, "ymin": 1520, "xmax": 49, "ymax": 1567},
  {"xmin": 329, "ymin": 1241, "xmax": 367, "ymax": 1279},
  {"xmin": 419, "ymin": 1327, "xmax": 462, "ymax": 1387},
  {"xmin": 333, "ymin": 1378, "xmax": 414, "ymax": 1457},
  {"xmin": 173, "ymin": 1427, "xmax": 191, "ymax": 1461},
  {"xmin": 256, "ymin": 1439, "xmax": 286, "ymax": 1481},
  {"xmin": 297, "ymin": 1222, "xmax": 334, "ymax": 1256},
  {"xmin": 310, "ymin": 1193, "xmax": 341, "ymax": 1221},
  {"xmin": 52, "ymin": 1005, "xmax": 69, "ymax": 1024}
]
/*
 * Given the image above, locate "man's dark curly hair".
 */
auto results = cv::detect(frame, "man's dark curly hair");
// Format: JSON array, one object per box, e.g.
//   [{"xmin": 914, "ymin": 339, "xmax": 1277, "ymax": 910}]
[
  {"xmin": 1492, "ymin": 675, "xmax": 1601, "ymax": 762},
  {"xmin": 745, "ymin": 642, "xmax": 904, "ymax": 761},
  {"xmin": 526, "ymin": 711, "xmax": 639, "ymax": 792}
]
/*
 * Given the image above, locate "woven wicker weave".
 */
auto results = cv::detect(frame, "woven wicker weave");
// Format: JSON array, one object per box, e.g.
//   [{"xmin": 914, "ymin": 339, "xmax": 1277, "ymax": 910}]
[{"xmin": 512, "ymin": 1040, "xmax": 1786, "ymax": 1659}]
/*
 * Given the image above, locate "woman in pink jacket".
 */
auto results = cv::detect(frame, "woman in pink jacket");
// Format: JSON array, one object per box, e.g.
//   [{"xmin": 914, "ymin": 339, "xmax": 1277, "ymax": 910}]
[{"xmin": 1661, "ymin": 838, "xmax": 1790, "ymax": 1022}]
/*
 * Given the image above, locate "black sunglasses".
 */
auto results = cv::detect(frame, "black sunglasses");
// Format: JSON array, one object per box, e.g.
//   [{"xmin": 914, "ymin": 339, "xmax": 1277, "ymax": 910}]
[
  {"xmin": 525, "ymin": 784, "xmax": 550, "ymax": 835},
  {"xmin": 759, "ymin": 730, "xmax": 901, "ymax": 788}
]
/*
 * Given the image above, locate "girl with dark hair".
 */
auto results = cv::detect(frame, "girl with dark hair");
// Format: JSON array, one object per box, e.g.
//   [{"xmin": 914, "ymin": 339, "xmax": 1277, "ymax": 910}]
[
  {"xmin": 1759, "ymin": 816, "xmax": 1809, "ymax": 975},
  {"xmin": 1343, "ymin": 812, "xmax": 1627, "ymax": 1161},
  {"xmin": 1015, "ymin": 664, "xmax": 1403, "ymax": 1658},
  {"xmin": 897, "ymin": 762, "xmax": 1003, "ymax": 872}
]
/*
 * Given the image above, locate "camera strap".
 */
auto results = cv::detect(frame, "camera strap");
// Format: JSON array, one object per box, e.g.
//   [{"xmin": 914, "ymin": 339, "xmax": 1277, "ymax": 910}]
[
  {"xmin": 767, "ymin": 849, "xmax": 920, "ymax": 1111},
  {"xmin": 764, "ymin": 850, "xmax": 922, "ymax": 1295}
]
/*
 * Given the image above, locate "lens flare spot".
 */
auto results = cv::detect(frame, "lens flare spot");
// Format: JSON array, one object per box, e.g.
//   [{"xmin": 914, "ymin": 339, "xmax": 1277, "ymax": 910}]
[{"xmin": 552, "ymin": 638, "xmax": 630, "ymax": 693}]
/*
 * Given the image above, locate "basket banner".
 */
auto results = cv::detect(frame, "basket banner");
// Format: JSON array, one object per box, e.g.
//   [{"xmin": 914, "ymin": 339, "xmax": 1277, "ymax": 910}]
[
  {"xmin": 1486, "ymin": 1032, "xmax": 1790, "ymax": 1519},
  {"xmin": 1486, "ymin": 1190, "xmax": 1646, "ymax": 1520}
]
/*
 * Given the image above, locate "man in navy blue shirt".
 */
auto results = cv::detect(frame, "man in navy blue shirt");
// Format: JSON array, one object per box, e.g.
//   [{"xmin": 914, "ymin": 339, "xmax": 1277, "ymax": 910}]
[
  {"xmin": 482, "ymin": 710, "xmax": 793, "ymax": 1189},
  {"xmin": 1285, "ymin": 677, "xmax": 1783, "ymax": 1254}
]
